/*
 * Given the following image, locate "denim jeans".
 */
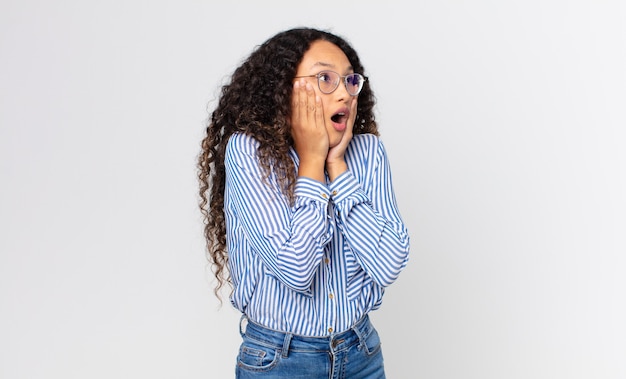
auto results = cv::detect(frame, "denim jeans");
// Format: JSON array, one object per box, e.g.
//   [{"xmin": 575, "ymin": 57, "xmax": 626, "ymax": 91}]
[{"xmin": 235, "ymin": 315, "xmax": 385, "ymax": 379}]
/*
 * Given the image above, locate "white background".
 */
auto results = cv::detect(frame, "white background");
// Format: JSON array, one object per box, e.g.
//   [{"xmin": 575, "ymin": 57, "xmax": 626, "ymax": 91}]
[{"xmin": 1, "ymin": 1, "xmax": 625, "ymax": 378}]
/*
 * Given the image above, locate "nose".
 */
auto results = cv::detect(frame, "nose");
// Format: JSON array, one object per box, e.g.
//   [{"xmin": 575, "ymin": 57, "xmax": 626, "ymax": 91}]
[{"xmin": 334, "ymin": 78, "xmax": 351, "ymax": 100}]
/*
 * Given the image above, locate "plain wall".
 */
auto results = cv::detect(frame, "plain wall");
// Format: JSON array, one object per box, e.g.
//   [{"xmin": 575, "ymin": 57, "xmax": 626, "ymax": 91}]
[{"xmin": 1, "ymin": 1, "xmax": 625, "ymax": 378}]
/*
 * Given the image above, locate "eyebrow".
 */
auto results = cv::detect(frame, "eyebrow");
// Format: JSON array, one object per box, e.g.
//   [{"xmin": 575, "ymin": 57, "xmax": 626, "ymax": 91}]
[{"xmin": 310, "ymin": 61, "xmax": 354, "ymax": 72}]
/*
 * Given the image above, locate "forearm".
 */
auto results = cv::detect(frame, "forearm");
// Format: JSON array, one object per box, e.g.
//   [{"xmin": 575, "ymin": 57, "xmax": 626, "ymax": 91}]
[{"xmin": 332, "ymin": 177, "xmax": 410, "ymax": 287}]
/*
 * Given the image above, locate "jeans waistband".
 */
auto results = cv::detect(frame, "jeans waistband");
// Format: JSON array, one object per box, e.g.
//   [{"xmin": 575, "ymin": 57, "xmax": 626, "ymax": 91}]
[{"xmin": 240, "ymin": 315, "xmax": 374, "ymax": 358}]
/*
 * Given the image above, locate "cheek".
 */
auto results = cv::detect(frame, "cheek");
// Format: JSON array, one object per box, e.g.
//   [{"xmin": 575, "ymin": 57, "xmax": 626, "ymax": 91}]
[{"xmin": 326, "ymin": 125, "xmax": 344, "ymax": 148}]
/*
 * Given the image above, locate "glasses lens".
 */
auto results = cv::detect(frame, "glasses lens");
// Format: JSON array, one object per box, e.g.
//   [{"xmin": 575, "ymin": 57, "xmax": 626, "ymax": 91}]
[
  {"xmin": 345, "ymin": 74, "xmax": 364, "ymax": 95},
  {"xmin": 317, "ymin": 71, "xmax": 340, "ymax": 94}
]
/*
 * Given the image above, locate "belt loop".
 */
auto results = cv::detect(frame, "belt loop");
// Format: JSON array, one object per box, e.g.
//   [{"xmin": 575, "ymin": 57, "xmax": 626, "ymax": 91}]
[
  {"xmin": 281, "ymin": 333, "xmax": 293, "ymax": 358},
  {"xmin": 351, "ymin": 315, "xmax": 369, "ymax": 348},
  {"xmin": 239, "ymin": 314, "xmax": 248, "ymax": 337}
]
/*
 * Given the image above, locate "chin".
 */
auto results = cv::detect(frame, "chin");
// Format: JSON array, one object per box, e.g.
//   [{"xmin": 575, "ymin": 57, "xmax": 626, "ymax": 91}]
[{"xmin": 328, "ymin": 136, "xmax": 343, "ymax": 148}]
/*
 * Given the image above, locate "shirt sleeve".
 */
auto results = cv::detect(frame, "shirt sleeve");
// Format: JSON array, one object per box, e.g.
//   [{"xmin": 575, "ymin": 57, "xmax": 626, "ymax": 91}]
[
  {"xmin": 225, "ymin": 134, "xmax": 332, "ymax": 295},
  {"xmin": 329, "ymin": 137, "xmax": 410, "ymax": 288}
]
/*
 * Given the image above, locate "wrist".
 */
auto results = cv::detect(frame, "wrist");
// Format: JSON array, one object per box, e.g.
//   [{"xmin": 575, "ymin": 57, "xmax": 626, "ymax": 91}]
[
  {"xmin": 298, "ymin": 159, "xmax": 326, "ymax": 183},
  {"xmin": 326, "ymin": 160, "xmax": 347, "ymax": 182}
]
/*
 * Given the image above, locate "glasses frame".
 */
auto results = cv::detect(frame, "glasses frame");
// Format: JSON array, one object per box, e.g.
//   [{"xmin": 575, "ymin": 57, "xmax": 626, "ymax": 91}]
[{"xmin": 294, "ymin": 70, "xmax": 367, "ymax": 96}]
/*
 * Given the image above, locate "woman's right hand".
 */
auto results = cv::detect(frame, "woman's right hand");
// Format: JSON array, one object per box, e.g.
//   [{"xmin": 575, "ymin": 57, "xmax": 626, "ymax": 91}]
[{"xmin": 291, "ymin": 80, "xmax": 328, "ymax": 182}]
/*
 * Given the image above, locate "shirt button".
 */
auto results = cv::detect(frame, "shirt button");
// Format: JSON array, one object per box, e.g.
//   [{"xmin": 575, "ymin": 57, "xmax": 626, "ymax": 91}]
[
  {"xmin": 325, "ymin": 258, "xmax": 330, "ymax": 264},
  {"xmin": 332, "ymin": 190, "xmax": 338, "ymax": 196},
  {"xmin": 321, "ymin": 193, "xmax": 328, "ymax": 199},
  {"xmin": 329, "ymin": 293, "xmax": 334, "ymax": 299},
  {"xmin": 328, "ymin": 327, "xmax": 333, "ymax": 333}
]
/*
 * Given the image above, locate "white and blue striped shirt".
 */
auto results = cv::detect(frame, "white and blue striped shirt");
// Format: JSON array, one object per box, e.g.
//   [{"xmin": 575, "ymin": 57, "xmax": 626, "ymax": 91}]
[{"xmin": 224, "ymin": 132, "xmax": 410, "ymax": 336}]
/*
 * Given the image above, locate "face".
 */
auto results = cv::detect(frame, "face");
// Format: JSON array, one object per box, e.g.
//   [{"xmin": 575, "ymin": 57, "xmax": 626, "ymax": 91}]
[{"xmin": 294, "ymin": 40, "xmax": 356, "ymax": 148}]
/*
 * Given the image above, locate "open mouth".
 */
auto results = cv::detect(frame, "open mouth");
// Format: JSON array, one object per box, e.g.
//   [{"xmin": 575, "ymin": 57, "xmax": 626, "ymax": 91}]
[{"xmin": 331, "ymin": 111, "xmax": 348, "ymax": 124}]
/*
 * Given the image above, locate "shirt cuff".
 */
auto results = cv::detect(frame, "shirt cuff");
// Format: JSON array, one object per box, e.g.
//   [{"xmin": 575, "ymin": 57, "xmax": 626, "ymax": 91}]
[
  {"xmin": 294, "ymin": 176, "xmax": 331, "ymax": 202},
  {"xmin": 328, "ymin": 171, "xmax": 363, "ymax": 203}
]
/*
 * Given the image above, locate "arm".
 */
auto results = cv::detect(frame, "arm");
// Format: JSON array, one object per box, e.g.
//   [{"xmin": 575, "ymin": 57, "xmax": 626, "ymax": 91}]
[
  {"xmin": 330, "ymin": 136, "xmax": 410, "ymax": 287},
  {"xmin": 225, "ymin": 134, "xmax": 332, "ymax": 294}
]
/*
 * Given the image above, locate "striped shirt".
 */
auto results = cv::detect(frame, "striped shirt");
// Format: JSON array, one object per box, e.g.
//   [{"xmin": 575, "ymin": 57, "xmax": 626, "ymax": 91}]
[{"xmin": 224, "ymin": 132, "xmax": 410, "ymax": 337}]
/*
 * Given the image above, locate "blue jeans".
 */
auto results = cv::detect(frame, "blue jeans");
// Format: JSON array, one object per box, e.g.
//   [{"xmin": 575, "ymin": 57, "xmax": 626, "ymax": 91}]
[{"xmin": 235, "ymin": 315, "xmax": 386, "ymax": 379}]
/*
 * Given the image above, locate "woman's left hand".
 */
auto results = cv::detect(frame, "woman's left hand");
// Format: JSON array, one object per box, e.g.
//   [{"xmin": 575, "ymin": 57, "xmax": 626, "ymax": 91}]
[{"xmin": 326, "ymin": 97, "xmax": 357, "ymax": 181}]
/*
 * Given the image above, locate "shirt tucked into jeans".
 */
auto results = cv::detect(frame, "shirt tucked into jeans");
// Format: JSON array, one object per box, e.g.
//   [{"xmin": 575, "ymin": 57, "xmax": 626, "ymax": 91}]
[{"xmin": 236, "ymin": 315, "xmax": 385, "ymax": 379}]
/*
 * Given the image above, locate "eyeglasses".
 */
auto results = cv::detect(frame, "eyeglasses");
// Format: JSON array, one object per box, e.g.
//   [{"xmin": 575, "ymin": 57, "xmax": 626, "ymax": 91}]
[{"xmin": 294, "ymin": 71, "xmax": 366, "ymax": 96}]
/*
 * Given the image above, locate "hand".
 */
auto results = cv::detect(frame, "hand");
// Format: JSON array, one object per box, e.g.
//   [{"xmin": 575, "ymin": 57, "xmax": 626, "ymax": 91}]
[
  {"xmin": 291, "ymin": 80, "xmax": 328, "ymax": 182},
  {"xmin": 326, "ymin": 97, "xmax": 357, "ymax": 181}
]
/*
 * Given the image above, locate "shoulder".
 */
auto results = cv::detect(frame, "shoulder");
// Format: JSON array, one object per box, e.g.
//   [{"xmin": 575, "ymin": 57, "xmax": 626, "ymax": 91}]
[
  {"xmin": 348, "ymin": 133, "xmax": 387, "ymax": 157},
  {"xmin": 226, "ymin": 133, "xmax": 260, "ymax": 159},
  {"xmin": 351, "ymin": 133, "xmax": 380, "ymax": 145}
]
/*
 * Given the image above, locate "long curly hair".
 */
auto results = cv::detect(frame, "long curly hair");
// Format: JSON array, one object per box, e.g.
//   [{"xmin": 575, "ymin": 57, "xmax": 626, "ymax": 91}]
[{"xmin": 198, "ymin": 27, "xmax": 379, "ymax": 298}]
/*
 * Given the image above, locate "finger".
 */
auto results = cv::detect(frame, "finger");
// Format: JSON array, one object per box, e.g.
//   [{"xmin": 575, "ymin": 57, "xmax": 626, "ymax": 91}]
[
  {"xmin": 305, "ymin": 82, "xmax": 318, "ymax": 122},
  {"xmin": 292, "ymin": 81, "xmax": 301, "ymax": 121},
  {"xmin": 347, "ymin": 97, "xmax": 357, "ymax": 132},
  {"xmin": 296, "ymin": 80, "xmax": 309, "ymax": 121},
  {"xmin": 314, "ymin": 94, "xmax": 324, "ymax": 128}
]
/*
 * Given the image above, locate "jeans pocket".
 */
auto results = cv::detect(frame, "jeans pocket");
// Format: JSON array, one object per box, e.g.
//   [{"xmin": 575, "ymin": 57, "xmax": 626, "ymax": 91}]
[
  {"xmin": 237, "ymin": 340, "xmax": 280, "ymax": 372},
  {"xmin": 362, "ymin": 327, "xmax": 382, "ymax": 356}
]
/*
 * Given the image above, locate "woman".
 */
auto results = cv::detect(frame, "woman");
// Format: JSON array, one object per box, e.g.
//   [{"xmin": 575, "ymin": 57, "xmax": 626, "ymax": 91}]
[{"xmin": 198, "ymin": 27, "xmax": 410, "ymax": 378}]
